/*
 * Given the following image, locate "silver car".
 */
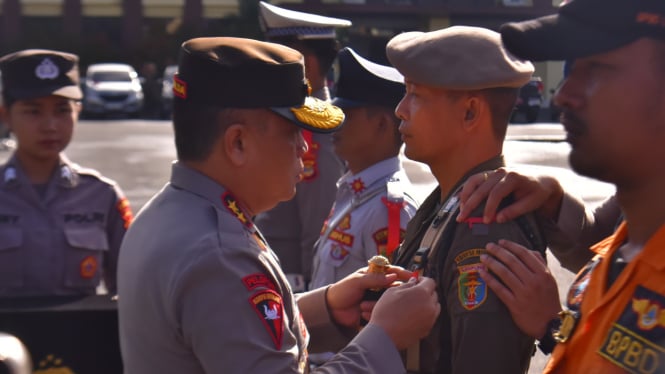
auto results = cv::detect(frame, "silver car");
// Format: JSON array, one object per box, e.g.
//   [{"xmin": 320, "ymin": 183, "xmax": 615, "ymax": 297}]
[{"xmin": 82, "ymin": 63, "xmax": 143, "ymax": 118}]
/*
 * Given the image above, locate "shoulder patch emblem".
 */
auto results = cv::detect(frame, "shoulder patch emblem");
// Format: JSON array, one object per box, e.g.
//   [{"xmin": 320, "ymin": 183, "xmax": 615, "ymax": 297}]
[
  {"xmin": 328, "ymin": 229, "xmax": 354, "ymax": 246},
  {"xmin": 173, "ymin": 75, "xmax": 187, "ymax": 99},
  {"xmin": 116, "ymin": 197, "xmax": 133, "ymax": 229},
  {"xmin": 242, "ymin": 273, "xmax": 276, "ymax": 291},
  {"xmin": 250, "ymin": 290, "xmax": 284, "ymax": 350},
  {"xmin": 454, "ymin": 248, "xmax": 486, "ymax": 265},
  {"xmin": 567, "ymin": 256, "xmax": 600, "ymax": 309},
  {"xmin": 458, "ymin": 263, "xmax": 487, "ymax": 310},
  {"xmin": 80, "ymin": 256, "xmax": 98, "ymax": 279},
  {"xmin": 338, "ymin": 214, "xmax": 351, "ymax": 230},
  {"xmin": 329, "ymin": 244, "xmax": 350, "ymax": 261}
]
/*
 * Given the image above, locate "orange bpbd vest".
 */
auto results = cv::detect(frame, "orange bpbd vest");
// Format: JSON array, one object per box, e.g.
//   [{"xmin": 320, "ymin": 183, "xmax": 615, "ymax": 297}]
[{"xmin": 545, "ymin": 222, "xmax": 665, "ymax": 374}]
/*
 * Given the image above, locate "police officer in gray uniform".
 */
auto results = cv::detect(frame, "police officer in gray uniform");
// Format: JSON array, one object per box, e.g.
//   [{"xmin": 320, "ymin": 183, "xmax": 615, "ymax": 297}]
[
  {"xmin": 311, "ymin": 47, "xmax": 418, "ymax": 290},
  {"xmin": 255, "ymin": 1, "xmax": 349, "ymax": 290},
  {"xmin": 0, "ymin": 49, "xmax": 132, "ymax": 297},
  {"xmin": 387, "ymin": 27, "xmax": 545, "ymax": 373},
  {"xmin": 117, "ymin": 37, "xmax": 440, "ymax": 374}
]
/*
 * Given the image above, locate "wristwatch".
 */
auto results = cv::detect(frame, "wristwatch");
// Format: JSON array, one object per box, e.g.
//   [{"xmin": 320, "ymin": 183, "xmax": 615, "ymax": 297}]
[{"xmin": 537, "ymin": 310, "xmax": 579, "ymax": 355}]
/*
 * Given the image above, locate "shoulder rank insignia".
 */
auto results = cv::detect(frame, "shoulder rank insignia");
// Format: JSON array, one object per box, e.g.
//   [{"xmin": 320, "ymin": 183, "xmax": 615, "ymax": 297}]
[
  {"xmin": 463, "ymin": 216, "xmax": 489, "ymax": 236},
  {"xmin": 34, "ymin": 354, "xmax": 75, "ymax": 374},
  {"xmin": 221, "ymin": 192, "xmax": 252, "ymax": 229},
  {"xmin": 116, "ymin": 197, "xmax": 133, "ymax": 229},
  {"xmin": 250, "ymin": 290, "xmax": 284, "ymax": 350}
]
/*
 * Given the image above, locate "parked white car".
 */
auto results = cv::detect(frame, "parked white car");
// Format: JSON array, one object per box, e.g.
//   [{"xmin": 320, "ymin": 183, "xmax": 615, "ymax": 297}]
[{"xmin": 82, "ymin": 63, "xmax": 143, "ymax": 118}]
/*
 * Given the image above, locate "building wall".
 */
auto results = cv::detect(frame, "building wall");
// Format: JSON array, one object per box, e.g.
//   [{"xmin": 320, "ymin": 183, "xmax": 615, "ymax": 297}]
[
  {"xmin": 0, "ymin": 0, "xmax": 239, "ymax": 17},
  {"xmin": 0, "ymin": 0, "xmax": 564, "ymax": 96}
]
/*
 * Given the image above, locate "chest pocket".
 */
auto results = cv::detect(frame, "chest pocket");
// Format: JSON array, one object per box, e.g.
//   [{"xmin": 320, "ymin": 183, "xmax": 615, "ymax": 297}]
[
  {"xmin": 63, "ymin": 227, "xmax": 109, "ymax": 289},
  {"xmin": 0, "ymin": 228, "xmax": 24, "ymax": 288}
]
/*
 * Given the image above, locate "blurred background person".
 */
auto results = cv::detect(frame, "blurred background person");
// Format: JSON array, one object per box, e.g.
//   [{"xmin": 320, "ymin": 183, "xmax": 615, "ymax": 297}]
[
  {"xmin": 0, "ymin": 49, "xmax": 132, "ymax": 297},
  {"xmin": 311, "ymin": 47, "xmax": 418, "ymax": 290},
  {"xmin": 255, "ymin": 1, "xmax": 350, "ymax": 291}
]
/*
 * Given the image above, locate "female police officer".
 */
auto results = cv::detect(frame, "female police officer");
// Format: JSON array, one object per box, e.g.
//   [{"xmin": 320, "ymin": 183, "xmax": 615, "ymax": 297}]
[{"xmin": 0, "ymin": 49, "xmax": 132, "ymax": 297}]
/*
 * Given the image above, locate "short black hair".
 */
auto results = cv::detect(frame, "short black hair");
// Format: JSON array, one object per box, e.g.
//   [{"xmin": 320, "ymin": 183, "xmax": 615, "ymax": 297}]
[
  {"xmin": 172, "ymin": 99, "xmax": 229, "ymax": 162},
  {"xmin": 1, "ymin": 93, "xmax": 15, "ymax": 108},
  {"xmin": 480, "ymin": 87, "xmax": 520, "ymax": 140}
]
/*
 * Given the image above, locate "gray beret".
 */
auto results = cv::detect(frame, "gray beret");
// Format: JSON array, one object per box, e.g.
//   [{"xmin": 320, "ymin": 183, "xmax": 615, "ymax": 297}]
[{"xmin": 386, "ymin": 26, "xmax": 534, "ymax": 90}]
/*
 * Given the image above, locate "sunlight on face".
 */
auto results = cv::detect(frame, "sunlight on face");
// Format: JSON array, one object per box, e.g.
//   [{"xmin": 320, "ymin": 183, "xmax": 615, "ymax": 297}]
[{"xmin": 6, "ymin": 95, "xmax": 79, "ymax": 162}]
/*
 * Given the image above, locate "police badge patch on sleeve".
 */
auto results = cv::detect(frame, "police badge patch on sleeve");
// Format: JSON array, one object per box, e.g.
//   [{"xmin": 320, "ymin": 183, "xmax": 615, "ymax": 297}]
[
  {"xmin": 249, "ymin": 290, "xmax": 284, "ymax": 350},
  {"xmin": 456, "ymin": 248, "xmax": 488, "ymax": 310}
]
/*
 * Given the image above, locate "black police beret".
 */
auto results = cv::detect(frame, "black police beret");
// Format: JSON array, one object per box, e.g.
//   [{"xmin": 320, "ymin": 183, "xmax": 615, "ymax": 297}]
[{"xmin": 332, "ymin": 48, "xmax": 405, "ymax": 110}]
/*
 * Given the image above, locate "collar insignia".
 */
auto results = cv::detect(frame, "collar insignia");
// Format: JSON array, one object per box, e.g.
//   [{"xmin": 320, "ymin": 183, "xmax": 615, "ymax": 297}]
[
  {"xmin": 221, "ymin": 192, "xmax": 252, "ymax": 228},
  {"xmin": 60, "ymin": 165, "xmax": 73, "ymax": 181},
  {"xmin": 350, "ymin": 178, "xmax": 366, "ymax": 194},
  {"xmin": 4, "ymin": 167, "xmax": 16, "ymax": 183}
]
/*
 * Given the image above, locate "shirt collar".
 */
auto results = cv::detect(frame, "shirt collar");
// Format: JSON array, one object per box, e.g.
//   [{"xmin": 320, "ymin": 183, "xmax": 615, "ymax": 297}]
[
  {"xmin": 1, "ymin": 152, "xmax": 78, "ymax": 189},
  {"xmin": 339, "ymin": 156, "xmax": 401, "ymax": 195},
  {"xmin": 169, "ymin": 161, "xmax": 254, "ymax": 230}
]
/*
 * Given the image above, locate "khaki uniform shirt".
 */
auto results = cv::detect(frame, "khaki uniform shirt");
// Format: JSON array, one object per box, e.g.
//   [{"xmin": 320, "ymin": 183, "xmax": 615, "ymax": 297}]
[
  {"xmin": 311, "ymin": 157, "xmax": 418, "ymax": 289},
  {"xmin": 0, "ymin": 154, "xmax": 131, "ymax": 296},
  {"xmin": 394, "ymin": 156, "xmax": 544, "ymax": 374},
  {"xmin": 254, "ymin": 87, "xmax": 345, "ymax": 290},
  {"xmin": 545, "ymin": 194, "xmax": 621, "ymax": 272},
  {"xmin": 117, "ymin": 162, "xmax": 404, "ymax": 374}
]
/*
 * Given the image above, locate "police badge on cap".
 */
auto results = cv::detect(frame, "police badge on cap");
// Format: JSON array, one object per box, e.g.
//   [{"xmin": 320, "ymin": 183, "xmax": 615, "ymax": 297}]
[{"xmin": 0, "ymin": 49, "xmax": 82, "ymax": 101}]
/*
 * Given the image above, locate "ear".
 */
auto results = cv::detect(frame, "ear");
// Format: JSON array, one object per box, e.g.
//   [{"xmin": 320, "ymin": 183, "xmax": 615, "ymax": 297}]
[
  {"xmin": 223, "ymin": 123, "xmax": 249, "ymax": 166},
  {"xmin": 304, "ymin": 53, "xmax": 321, "ymax": 78},
  {"xmin": 0, "ymin": 106, "xmax": 11, "ymax": 132},
  {"xmin": 73, "ymin": 101, "xmax": 83, "ymax": 115},
  {"xmin": 462, "ymin": 95, "xmax": 483, "ymax": 132},
  {"xmin": 376, "ymin": 109, "xmax": 394, "ymax": 134}
]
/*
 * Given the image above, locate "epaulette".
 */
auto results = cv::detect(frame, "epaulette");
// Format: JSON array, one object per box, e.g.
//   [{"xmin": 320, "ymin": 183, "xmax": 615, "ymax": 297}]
[{"xmin": 69, "ymin": 163, "xmax": 117, "ymax": 187}]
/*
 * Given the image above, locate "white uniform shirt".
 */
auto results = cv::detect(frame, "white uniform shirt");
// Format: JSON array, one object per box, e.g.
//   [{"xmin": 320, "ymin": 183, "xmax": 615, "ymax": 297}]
[{"xmin": 311, "ymin": 157, "xmax": 418, "ymax": 289}]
